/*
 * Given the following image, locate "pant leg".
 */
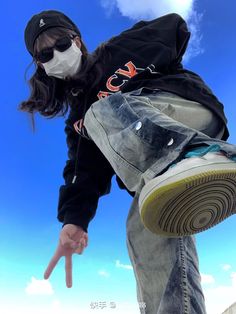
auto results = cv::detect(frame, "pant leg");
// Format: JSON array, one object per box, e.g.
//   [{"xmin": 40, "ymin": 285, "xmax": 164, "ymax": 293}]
[
  {"xmin": 84, "ymin": 91, "xmax": 236, "ymax": 192},
  {"xmin": 126, "ymin": 187, "xmax": 206, "ymax": 314}
]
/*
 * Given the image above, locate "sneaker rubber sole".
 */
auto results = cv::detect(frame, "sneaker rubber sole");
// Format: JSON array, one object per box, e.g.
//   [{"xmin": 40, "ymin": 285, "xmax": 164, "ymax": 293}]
[{"xmin": 139, "ymin": 167, "xmax": 236, "ymax": 237}]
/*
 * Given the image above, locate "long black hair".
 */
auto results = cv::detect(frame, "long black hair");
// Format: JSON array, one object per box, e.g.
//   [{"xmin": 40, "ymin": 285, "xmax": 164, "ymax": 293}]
[{"xmin": 19, "ymin": 26, "xmax": 110, "ymax": 130}]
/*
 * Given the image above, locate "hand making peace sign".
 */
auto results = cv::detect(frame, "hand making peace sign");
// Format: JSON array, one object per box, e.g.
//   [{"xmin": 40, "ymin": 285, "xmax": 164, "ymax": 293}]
[{"xmin": 44, "ymin": 224, "xmax": 88, "ymax": 288}]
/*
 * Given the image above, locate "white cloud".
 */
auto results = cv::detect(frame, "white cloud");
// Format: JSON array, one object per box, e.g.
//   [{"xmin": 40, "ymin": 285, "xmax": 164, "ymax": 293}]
[
  {"xmin": 183, "ymin": 10, "xmax": 204, "ymax": 63},
  {"xmin": 201, "ymin": 273, "xmax": 215, "ymax": 285},
  {"xmin": 222, "ymin": 264, "xmax": 232, "ymax": 271},
  {"xmin": 51, "ymin": 299, "xmax": 62, "ymax": 311},
  {"xmin": 203, "ymin": 272, "xmax": 236, "ymax": 314},
  {"xmin": 100, "ymin": 0, "xmax": 117, "ymax": 17},
  {"xmin": 100, "ymin": 0, "xmax": 203, "ymax": 62},
  {"xmin": 101, "ymin": 0, "xmax": 193, "ymax": 20},
  {"xmin": 98, "ymin": 269, "xmax": 110, "ymax": 277},
  {"xmin": 115, "ymin": 259, "xmax": 133, "ymax": 270},
  {"xmin": 231, "ymin": 272, "xmax": 236, "ymax": 286},
  {"xmin": 25, "ymin": 276, "xmax": 54, "ymax": 295}
]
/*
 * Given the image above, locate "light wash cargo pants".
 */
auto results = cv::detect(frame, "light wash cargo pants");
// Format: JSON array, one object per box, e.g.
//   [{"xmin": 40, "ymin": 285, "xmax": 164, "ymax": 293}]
[{"xmin": 84, "ymin": 88, "xmax": 236, "ymax": 314}]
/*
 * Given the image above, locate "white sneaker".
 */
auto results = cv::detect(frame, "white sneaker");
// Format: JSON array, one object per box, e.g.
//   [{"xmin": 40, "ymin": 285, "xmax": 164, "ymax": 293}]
[{"xmin": 138, "ymin": 152, "xmax": 236, "ymax": 237}]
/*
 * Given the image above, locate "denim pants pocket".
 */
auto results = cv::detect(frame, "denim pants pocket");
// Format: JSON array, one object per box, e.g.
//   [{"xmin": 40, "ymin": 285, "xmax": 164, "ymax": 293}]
[{"xmin": 108, "ymin": 95, "xmax": 190, "ymax": 173}]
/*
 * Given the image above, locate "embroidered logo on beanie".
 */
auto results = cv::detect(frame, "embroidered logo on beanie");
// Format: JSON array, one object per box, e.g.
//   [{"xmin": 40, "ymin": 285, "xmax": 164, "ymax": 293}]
[{"xmin": 39, "ymin": 19, "xmax": 46, "ymax": 28}]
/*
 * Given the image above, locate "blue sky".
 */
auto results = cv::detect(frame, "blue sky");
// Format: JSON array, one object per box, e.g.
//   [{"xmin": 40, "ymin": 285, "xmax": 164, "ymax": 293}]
[{"xmin": 0, "ymin": 0, "xmax": 236, "ymax": 313}]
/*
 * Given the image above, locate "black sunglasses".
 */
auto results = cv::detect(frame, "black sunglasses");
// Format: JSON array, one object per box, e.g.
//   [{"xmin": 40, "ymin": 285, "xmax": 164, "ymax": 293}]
[{"xmin": 34, "ymin": 35, "xmax": 76, "ymax": 63}]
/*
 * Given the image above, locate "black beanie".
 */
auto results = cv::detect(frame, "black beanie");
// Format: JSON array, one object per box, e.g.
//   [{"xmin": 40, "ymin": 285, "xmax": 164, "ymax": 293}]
[{"xmin": 24, "ymin": 9, "xmax": 81, "ymax": 56}]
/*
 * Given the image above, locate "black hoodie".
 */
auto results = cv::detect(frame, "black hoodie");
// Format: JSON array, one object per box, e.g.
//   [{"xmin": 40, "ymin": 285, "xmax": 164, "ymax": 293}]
[{"xmin": 57, "ymin": 13, "xmax": 229, "ymax": 233}]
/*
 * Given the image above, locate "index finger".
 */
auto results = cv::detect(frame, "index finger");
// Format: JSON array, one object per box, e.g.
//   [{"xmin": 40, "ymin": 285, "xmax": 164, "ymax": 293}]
[
  {"xmin": 44, "ymin": 251, "xmax": 61, "ymax": 280},
  {"xmin": 65, "ymin": 254, "xmax": 73, "ymax": 288}
]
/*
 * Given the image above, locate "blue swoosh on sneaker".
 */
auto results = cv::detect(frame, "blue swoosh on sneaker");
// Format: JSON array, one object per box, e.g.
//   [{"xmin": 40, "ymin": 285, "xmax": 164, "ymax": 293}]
[{"xmin": 184, "ymin": 144, "xmax": 221, "ymax": 158}]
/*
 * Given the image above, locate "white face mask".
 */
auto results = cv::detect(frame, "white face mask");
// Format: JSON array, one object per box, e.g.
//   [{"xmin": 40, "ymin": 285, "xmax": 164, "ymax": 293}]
[{"xmin": 42, "ymin": 41, "xmax": 82, "ymax": 80}]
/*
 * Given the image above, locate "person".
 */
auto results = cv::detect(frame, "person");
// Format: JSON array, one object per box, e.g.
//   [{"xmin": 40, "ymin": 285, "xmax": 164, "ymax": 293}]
[{"xmin": 21, "ymin": 9, "xmax": 236, "ymax": 314}]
